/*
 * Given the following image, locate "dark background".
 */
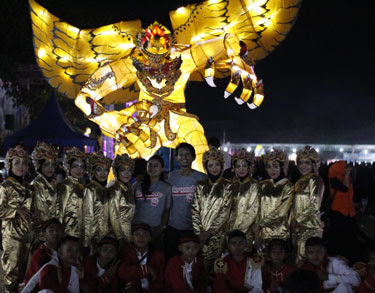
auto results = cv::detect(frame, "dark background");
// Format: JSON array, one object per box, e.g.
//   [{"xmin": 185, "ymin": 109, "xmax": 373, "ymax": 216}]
[{"xmin": 1, "ymin": 0, "xmax": 374, "ymax": 144}]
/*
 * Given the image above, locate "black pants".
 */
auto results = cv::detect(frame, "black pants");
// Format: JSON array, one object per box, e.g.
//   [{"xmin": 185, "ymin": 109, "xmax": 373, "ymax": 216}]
[
  {"xmin": 164, "ymin": 225, "xmax": 193, "ymax": 260},
  {"xmin": 326, "ymin": 211, "xmax": 361, "ymax": 265}
]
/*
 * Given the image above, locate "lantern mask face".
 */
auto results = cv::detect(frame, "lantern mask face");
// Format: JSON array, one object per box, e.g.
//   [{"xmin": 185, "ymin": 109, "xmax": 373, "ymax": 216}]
[{"xmin": 136, "ymin": 22, "xmax": 172, "ymax": 66}]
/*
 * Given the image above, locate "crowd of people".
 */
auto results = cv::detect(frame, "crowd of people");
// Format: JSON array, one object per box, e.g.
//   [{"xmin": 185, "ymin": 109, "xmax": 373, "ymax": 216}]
[{"xmin": 1, "ymin": 139, "xmax": 375, "ymax": 293}]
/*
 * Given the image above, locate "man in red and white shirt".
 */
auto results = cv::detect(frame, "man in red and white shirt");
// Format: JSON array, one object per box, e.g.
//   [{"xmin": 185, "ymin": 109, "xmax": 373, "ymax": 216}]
[
  {"xmin": 24, "ymin": 218, "xmax": 64, "ymax": 287},
  {"xmin": 118, "ymin": 223, "xmax": 165, "ymax": 292}
]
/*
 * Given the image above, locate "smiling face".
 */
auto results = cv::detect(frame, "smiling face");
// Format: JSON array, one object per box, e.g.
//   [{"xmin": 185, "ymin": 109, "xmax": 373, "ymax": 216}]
[
  {"xmin": 233, "ymin": 159, "xmax": 250, "ymax": 178},
  {"xmin": 70, "ymin": 160, "xmax": 85, "ymax": 179},
  {"xmin": 146, "ymin": 158, "xmax": 164, "ymax": 180},
  {"xmin": 265, "ymin": 160, "xmax": 281, "ymax": 180},
  {"xmin": 206, "ymin": 159, "xmax": 222, "ymax": 177},
  {"xmin": 118, "ymin": 165, "xmax": 133, "ymax": 184},
  {"xmin": 297, "ymin": 158, "xmax": 313, "ymax": 176},
  {"xmin": 176, "ymin": 148, "xmax": 194, "ymax": 168},
  {"xmin": 11, "ymin": 157, "xmax": 28, "ymax": 177},
  {"xmin": 94, "ymin": 164, "xmax": 109, "ymax": 183}
]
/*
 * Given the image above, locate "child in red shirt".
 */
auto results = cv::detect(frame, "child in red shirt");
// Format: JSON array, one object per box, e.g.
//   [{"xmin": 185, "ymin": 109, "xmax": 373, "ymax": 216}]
[
  {"xmin": 81, "ymin": 236, "xmax": 120, "ymax": 293},
  {"xmin": 23, "ymin": 236, "xmax": 80, "ymax": 293},
  {"xmin": 262, "ymin": 239, "xmax": 296, "ymax": 293},
  {"xmin": 24, "ymin": 218, "xmax": 64, "ymax": 288},
  {"xmin": 165, "ymin": 232, "xmax": 207, "ymax": 292},
  {"xmin": 118, "ymin": 223, "xmax": 165, "ymax": 292}
]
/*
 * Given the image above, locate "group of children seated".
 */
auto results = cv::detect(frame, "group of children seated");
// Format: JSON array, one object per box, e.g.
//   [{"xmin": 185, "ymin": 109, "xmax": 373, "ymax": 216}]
[{"xmin": 21, "ymin": 217, "xmax": 375, "ymax": 293}]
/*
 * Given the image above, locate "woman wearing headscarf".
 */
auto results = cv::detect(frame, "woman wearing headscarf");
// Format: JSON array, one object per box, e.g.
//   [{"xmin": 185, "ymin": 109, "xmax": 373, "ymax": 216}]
[
  {"xmin": 192, "ymin": 147, "xmax": 233, "ymax": 281},
  {"xmin": 227, "ymin": 149, "xmax": 260, "ymax": 246},
  {"xmin": 57, "ymin": 146, "xmax": 86, "ymax": 239},
  {"xmin": 31, "ymin": 141, "xmax": 59, "ymax": 238},
  {"xmin": 107, "ymin": 153, "xmax": 136, "ymax": 244},
  {"xmin": 291, "ymin": 146, "xmax": 324, "ymax": 263},
  {"xmin": 0, "ymin": 145, "xmax": 33, "ymax": 293},
  {"xmin": 83, "ymin": 152, "xmax": 111, "ymax": 253},
  {"xmin": 256, "ymin": 150, "xmax": 294, "ymax": 245}
]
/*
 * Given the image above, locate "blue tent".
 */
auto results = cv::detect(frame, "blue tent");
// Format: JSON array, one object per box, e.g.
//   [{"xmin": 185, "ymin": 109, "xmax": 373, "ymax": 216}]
[{"xmin": 2, "ymin": 94, "xmax": 97, "ymax": 155}]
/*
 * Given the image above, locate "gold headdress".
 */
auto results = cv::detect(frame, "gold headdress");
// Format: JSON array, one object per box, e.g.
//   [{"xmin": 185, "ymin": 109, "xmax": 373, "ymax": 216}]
[
  {"xmin": 297, "ymin": 146, "xmax": 320, "ymax": 164},
  {"xmin": 112, "ymin": 153, "xmax": 135, "ymax": 178},
  {"xmin": 136, "ymin": 22, "xmax": 173, "ymax": 64},
  {"xmin": 202, "ymin": 147, "xmax": 225, "ymax": 167},
  {"xmin": 5, "ymin": 145, "xmax": 29, "ymax": 171},
  {"xmin": 31, "ymin": 141, "xmax": 59, "ymax": 170},
  {"xmin": 263, "ymin": 149, "xmax": 288, "ymax": 165},
  {"xmin": 63, "ymin": 147, "xmax": 86, "ymax": 173},
  {"xmin": 87, "ymin": 152, "xmax": 111, "ymax": 180},
  {"xmin": 263, "ymin": 149, "xmax": 289, "ymax": 175},
  {"xmin": 231, "ymin": 148, "xmax": 255, "ymax": 167}
]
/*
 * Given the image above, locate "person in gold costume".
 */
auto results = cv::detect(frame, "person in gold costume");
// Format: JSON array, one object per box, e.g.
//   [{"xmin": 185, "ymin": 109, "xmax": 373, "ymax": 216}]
[
  {"xmin": 30, "ymin": 141, "xmax": 59, "ymax": 240},
  {"xmin": 83, "ymin": 152, "xmax": 111, "ymax": 254},
  {"xmin": 291, "ymin": 146, "xmax": 324, "ymax": 263},
  {"xmin": 255, "ymin": 150, "xmax": 294, "ymax": 246},
  {"xmin": 192, "ymin": 147, "xmax": 233, "ymax": 282},
  {"xmin": 228, "ymin": 149, "xmax": 260, "ymax": 246},
  {"xmin": 0, "ymin": 145, "xmax": 33, "ymax": 293},
  {"xmin": 107, "ymin": 153, "xmax": 136, "ymax": 244},
  {"xmin": 57, "ymin": 146, "xmax": 86, "ymax": 239}
]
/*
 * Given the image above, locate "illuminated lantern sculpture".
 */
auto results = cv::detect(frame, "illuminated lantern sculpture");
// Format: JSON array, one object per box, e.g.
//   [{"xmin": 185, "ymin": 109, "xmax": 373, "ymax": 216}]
[{"xmin": 29, "ymin": 0, "xmax": 301, "ymax": 172}]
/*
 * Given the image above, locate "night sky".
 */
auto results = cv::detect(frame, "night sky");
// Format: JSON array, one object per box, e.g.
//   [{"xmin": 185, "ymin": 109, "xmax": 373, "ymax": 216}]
[{"xmin": 1, "ymin": 0, "xmax": 375, "ymax": 144}]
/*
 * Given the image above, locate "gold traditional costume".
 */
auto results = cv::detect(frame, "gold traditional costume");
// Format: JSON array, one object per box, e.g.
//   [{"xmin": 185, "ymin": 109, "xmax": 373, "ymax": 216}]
[
  {"xmin": 228, "ymin": 149, "xmax": 260, "ymax": 244},
  {"xmin": 0, "ymin": 146, "xmax": 33, "ymax": 292},
  {"xmin": 30, "ymin": 142, "xmax": 59, "ymax": 235},
  {"xmin": 107, "ymin": 154, "xmax": 136, "ymax": 242},
  {"xmin": 258, "ymin": 150, "xmax": 294, "ymax": 242},
  {"xmin": 292, "ymin": 146, "xmax": 324, "ymax": 262},
  {"xmin": 57, "ymin": 147, "xmax": 86, "ymax": 238},
  {"xmin": 83, "ymin": 153, "xmax": 111, "ymax": 251},
  {"xmin": 258, "ymin": 179, "xmax": 294, "ymax": 241},
  {"xmin": 192, "ymin": 148, "xmax": 233, "ymax": 276}
]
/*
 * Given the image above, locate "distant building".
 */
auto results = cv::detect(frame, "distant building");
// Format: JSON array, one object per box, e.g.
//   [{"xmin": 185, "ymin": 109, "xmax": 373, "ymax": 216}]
[
  {"xmin": 222, "ymin": 142, "xmax": 375, "ymax": 164},
  {"xmin": 0, "ymin": 79, "xmax": 29, "ymax": 146}
]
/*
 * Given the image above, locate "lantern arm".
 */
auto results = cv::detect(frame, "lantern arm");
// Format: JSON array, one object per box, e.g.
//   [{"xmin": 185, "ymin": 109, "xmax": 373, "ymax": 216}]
[
  {"xmin": 74, "ymin": 57, "xmax": 139, "ymax": 138},
  {"xmin": 198, "ymin": 33, "xmax": 264, "ymax": 109}
]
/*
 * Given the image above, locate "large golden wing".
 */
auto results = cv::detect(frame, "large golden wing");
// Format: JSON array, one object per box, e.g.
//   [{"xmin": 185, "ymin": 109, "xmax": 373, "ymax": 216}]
[
  {"xmin": 29, "ymin": 0, "xmax": 141, "ymax": 104},
  {"xmin": 170, "ymin": 0, "xmax": 301, "ymax": 80}
]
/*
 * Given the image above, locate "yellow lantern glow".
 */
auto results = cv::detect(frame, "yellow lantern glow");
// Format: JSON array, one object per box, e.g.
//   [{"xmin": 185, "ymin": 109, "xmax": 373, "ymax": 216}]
[{"xmin": 29, "ymin": 0, "xmax": 301, "ymax": 172}]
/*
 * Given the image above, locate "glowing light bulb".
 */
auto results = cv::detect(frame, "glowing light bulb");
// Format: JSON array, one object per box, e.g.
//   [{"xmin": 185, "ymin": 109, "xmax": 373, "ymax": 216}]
[
  {"xmin": 176, "ymin": 7, "xmax": 185, "ymax": 14},
  {"xmin": 38, "ymin": 48, "xmax": 46, "ymax": 58}
]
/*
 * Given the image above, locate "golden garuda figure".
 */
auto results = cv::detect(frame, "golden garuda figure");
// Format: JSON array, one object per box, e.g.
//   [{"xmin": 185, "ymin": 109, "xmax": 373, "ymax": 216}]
[{"xmin": 29, "ymin": 0, "xmax": 301, "ymax": 172}]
